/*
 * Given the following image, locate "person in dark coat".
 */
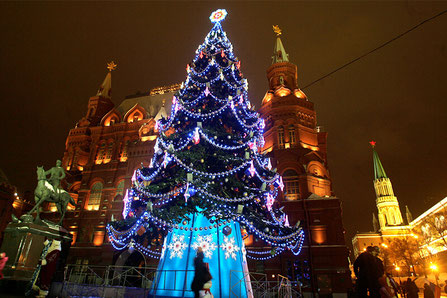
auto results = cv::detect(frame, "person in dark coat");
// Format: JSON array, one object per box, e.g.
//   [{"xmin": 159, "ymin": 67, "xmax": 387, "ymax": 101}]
[
  {"xmin": 354, "ymin": 246, "xmax": 382, "ymax": 298},
  {"xmin": 191, "ymin": 248, "xmax": 212, "ymax": 298},
  {"xmin": 405, "ymin": 278, "xmax": 419, "ymax": 298},
  {"xmin": 424, "ymin": 283, "xmax": 435, "ymax": 298}
]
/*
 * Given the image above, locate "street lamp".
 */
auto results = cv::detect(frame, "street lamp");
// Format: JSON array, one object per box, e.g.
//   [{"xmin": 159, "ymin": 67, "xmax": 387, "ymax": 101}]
[
  {"xmin": 430, "ymin": 263, "xmax": 439, "ymax": 286},
  {"xmin": 395, "ymin": 266, "xmax": 401, "ymax": 283}
]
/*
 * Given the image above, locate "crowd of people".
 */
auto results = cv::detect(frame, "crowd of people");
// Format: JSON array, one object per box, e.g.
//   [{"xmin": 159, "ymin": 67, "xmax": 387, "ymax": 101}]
[{"xmin": 353, "ymin": 246, "xmax": 441, "ymax": 298}]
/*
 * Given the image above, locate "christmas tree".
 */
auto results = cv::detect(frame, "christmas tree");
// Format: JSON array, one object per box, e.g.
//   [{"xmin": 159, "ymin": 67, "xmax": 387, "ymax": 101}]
[{"xmin": 107, "ymin": 9, "xmax": 304, "ymax": 297}]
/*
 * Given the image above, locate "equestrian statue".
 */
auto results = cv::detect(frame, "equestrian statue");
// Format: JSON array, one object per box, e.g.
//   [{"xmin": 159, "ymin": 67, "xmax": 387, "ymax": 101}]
[{"xmin": 25, "ymin": 160, "xmax": 75, "ymax": 225}]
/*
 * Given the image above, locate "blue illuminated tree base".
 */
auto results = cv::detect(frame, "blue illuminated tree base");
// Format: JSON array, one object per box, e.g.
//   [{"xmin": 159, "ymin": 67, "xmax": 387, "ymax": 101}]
[{"xmin": 150, "ymin": 213, "xmax": 252, "ymax": 297}]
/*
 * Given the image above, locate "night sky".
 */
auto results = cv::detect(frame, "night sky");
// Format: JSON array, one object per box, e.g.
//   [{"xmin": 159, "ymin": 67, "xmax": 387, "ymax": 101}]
[{"xmin": 1, "ymin": 2, "xmax": 447, "ymax": 244}]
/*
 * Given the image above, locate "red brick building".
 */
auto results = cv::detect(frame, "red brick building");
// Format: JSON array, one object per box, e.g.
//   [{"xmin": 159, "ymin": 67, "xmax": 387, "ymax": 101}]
[
  {"xmin": 56, "ymin": 65, "xmax": 179, "ymax": 266},
  {"xmin": 253, "ymin": 33, "xmax": 351, "ymax": 296}
]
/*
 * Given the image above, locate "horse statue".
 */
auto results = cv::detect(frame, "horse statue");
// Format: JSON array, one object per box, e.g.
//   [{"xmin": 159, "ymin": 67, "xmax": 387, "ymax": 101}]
[{"xmin": 26, "ymin": 166, "xmax": 75, "ymax": 225}]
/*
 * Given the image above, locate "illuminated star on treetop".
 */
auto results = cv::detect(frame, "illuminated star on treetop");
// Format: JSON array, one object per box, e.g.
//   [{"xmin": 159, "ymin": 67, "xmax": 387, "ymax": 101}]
[
  {"xmin": 369, "ymin": 141, "xmax": 376, "ymax": 147},
  {"xmin": 209, "ymin": 9, "xmax": 227, "ymax": 23}
]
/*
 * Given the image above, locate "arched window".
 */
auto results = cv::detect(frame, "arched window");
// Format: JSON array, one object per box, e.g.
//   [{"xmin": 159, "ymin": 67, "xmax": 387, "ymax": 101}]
[
  {"xmin": 96, "ymin": 142, "xmax": 106, "ymax": 164},
  {"xmin": 278, "ymin": 127, "xmax": 285, "ymax": 149},
  {"xmin": 104, "ymin": 141, "xmax": 114, "ymax": 163},
  {"xmin": 115, "ymin": 180, "xmax": 125, "ymax": 201},
  {"xmin": 283, "ymin": 169, "xmax": 299, "ymax": 201},
  {"xmin": 88, "ymin": 182, "xmax": 103, "ymax": 209},
  {"xmin": 120, "ymin": 140, "xmax": 130, "ymax": 162},
  {"xmin": 289, "ymin": 125, "xmax": 296, "ymax": 146},
  {"xmin": 133, "ymin": 112, "xmax": 141, "ymax": 123}
]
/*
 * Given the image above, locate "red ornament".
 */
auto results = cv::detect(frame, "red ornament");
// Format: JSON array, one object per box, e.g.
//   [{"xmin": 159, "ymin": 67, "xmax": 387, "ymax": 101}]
[
  {"xmin": 236, "ymin": 61, "xmax": 241, "ymax": 69},
  {"xmin": 200, "ymin": 51, "xmax": 204, "ymax": 59},
  {"xmin": 221, "ymin": 49, "xmax": 225, "ymax": 58}
]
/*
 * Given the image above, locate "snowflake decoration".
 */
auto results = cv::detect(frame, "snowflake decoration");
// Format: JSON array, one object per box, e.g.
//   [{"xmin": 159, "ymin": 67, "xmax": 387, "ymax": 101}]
[
  {"xmin": 209, "ymin": 9, "xmax": 228, "ymax": 23},
  {"xmin": 192, "ymin": 235, "xmax": 217, "ymax": 259},
  {"xmin": 168, "ymin": 234, "xmax": 188, "ymax": 259},
  {"xmin": 220, "ymin": 236, "xmax": 240, "ymax": 260}
]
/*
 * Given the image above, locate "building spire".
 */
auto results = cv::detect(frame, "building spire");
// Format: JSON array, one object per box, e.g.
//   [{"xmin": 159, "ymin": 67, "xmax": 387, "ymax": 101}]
[
  {"xmin": 405, "ymin": 205, "xmax": 413, "ymax": 224},
  {"xmin": 370, "ymin": 141, "xmax": 404, "ymax": 229},
  {"xmin": 96, "ymin": 61, "xmax": 117, "ymax": 98},
  {"xmin": 370, "ymin": 141, "xmax": 387, "ymax": 180},
  {"xmin": 272, "ymin": 25, "xmax": 289, "ymax": 64}
]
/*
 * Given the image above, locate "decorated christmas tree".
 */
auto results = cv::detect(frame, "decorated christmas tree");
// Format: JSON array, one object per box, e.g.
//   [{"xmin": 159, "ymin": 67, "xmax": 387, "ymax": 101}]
[{"xmin": 107, "ymin": 9, "xmax": 304, "ymax": 297}]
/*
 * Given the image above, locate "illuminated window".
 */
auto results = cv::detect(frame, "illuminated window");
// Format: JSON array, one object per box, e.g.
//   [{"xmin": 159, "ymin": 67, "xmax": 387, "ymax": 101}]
[
  {"xmin": 104, "ymin": 141, "xmax": 114, "ymax": 163},
  {"xmin": 96, "ymin": 142, "xmax": 106, "ymax": 164},
  {"xmin": 114, "ymin": 180, "xmax": 125, "ymax": 201},
  {"xmin": 283, "ymin": 169, "xmax": 299, "ymax": 201},
  {"xmin": 289, "ymin": 125, "xmax": 296, "ymax": 145},
  {"xmin": 87, "ymin": 182, "xmax": 102, "ymax": 209},
  {"xmin": 278, "ymin": 127, "xmax": 285, "ymax": 149},
  {"xmin": 120, "ymin": 140, "xmax": 130, "ymax": 162}
]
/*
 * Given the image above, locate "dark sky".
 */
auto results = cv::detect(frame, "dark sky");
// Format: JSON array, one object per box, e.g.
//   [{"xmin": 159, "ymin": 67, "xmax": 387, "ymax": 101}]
[{"xmin": 1, "ymin": 1, "xmax": 447, "ymax": 243}]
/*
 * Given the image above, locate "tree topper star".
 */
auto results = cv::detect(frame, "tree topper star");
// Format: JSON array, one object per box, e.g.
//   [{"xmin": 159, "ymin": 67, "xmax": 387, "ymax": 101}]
[{"xmin": 369, "ymin": 141, "xmax": 376, "ymax": 147}]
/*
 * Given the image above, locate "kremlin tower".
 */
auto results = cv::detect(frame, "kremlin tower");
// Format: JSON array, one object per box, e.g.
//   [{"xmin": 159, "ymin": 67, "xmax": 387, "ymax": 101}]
[
  {"xmin": 371, "ymin": 142, "xmax": 405, "ymax": 229},
  {"xmin": 352, "ymin": 143, "xmax": 412, "ymax": 259},
  {"xmin": 257, "ymin": 26, "xmax": 351, "ymax": 295}
]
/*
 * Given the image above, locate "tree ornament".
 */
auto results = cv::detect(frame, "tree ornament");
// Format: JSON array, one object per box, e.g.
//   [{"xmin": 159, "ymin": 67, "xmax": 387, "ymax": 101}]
[
  {"xmin": 220, "ymin": 236, "xmax": 240, "ymax": 260},
  {"xmin": 204, "ymin": 87, "xmax": 210, "ymax": 96},
  {"xmin": 192, "ymin": 127, "xmax": 200, "ymax": 144},
  {"xmin": 248, "ymin": 161, "xmax": 255, "ymax": 177},
  {"xmin": 167, "ymin": 234, "xmax": 188, "ymax": 259},
  {"xmin": 266, "ymin": 159, "xmax": 272, "ymax": 170},
  {"xmin": 192, "ymin": 235, "xmax": 217, "ymax": 258},
  {"xmin": 187, "ymin": 173, "xmax": 193, "ymax": 182},
  {"xmin": 222, "ymin": 225, "xmax": 232, "ymax": 236}
]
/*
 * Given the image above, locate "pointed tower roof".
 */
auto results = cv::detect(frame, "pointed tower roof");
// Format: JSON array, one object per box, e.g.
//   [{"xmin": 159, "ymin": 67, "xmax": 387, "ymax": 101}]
[
  {"xmin": 370, "ymin": 141, "xmax": 387, "ymax": 179},
  {"xmin": 154, "ymin": 99, "xmax": 168, "ymax": 121},
  {"xmin": 272, "ymin": 25, "xmax": 289, "ymax": 64},
  {"xmin": 96, "ymin": 61, "xmax": 116, "ymax": 98}
]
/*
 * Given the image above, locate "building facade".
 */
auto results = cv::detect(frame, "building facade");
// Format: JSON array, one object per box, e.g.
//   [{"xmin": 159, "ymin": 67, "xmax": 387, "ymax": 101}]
[
  {"xmin": 254, "ymin": 32, "xmax": 351, "ymax": 296},
  {"xmin": 51, "ymin": 65, "xmax": 178, "ymax": 266}
]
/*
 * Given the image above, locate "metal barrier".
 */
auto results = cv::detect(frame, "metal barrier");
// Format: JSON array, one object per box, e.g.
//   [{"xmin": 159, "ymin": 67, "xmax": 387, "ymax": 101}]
[
  {"xmin": 58, "ymin": 265, "xmax": 196, "ymax": 297},
  {"xmin": 229, "ymin": 271, "xmax": 301, "ymax": 298},
  {"xmin": 56, "ymin": 265, "xmax": 301, "ymax": 298}
]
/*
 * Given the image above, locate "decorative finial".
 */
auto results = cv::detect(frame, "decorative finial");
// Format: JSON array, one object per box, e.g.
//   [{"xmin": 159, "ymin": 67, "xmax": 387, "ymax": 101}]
[
  {"xmin": 210, "ymin": 9, "xmax": 228, "ymax": 23},
  {"xmin": 107, "ymin": 61, "xmax": 117, "ymax": 72},
  {"xmin": 369, "ymin": 141, "xmax": 376, "ymax": 147},
  {"xmin": 273, "ymin": 25, "xmax": 282, "ymax": 36}
]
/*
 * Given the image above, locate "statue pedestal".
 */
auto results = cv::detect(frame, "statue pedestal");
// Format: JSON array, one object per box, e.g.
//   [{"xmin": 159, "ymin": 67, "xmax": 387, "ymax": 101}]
[{"xmin": 0, "ymin": 221, "xmax": 72, "ymax": 294}]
